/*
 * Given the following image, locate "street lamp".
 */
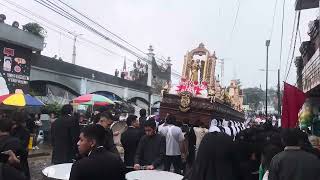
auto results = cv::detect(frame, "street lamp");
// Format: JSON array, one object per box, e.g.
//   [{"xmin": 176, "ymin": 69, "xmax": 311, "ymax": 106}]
[
  {"xmin": 68, "ymin": 32, "xmax": 83, "ymax": 65},
  {"xmin": 265, "ymin": 40, "xmax": 271, "ymax": 119}
]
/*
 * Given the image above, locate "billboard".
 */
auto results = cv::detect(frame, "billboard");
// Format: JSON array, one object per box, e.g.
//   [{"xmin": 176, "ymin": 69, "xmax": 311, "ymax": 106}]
[{"xmin": 0, "ymin": 40, "xmax": 32, "ymax": 95}]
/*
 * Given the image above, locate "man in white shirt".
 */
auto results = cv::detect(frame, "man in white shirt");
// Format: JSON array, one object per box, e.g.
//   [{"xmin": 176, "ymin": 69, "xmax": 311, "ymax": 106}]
[{"xmin": 159, "ymin": 114, "xmax": 185, "ymax": 174}]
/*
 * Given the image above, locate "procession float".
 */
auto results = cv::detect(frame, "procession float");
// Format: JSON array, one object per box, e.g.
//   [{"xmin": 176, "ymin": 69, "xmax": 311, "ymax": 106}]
[{"xmin": 159, "ymin": 43, "xmax": 245, "ymax": 128}]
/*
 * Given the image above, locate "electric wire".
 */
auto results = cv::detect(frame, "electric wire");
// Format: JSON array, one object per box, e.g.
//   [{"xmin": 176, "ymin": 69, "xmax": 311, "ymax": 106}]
[
  {"xmin": 283, "ymin": 11, "xmax": 298, "ymax": 81},
  {"xmin": 285, "ymin": 11, "xmax": 301, "ymax": 81},
  {"xmin": 278, "ymin": 0, "xmax": 286, "ymax": 71}
]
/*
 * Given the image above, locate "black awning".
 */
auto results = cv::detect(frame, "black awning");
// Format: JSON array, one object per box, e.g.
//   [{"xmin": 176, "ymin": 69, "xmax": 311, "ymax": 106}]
[{"xmin": 295, "ymin": 0, "xmax": 319, "ymax": 10}]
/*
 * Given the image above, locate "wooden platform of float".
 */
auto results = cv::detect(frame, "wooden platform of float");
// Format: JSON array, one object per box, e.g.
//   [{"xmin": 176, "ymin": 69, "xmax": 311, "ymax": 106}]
[{"xmin": 159, "ymin": 93, "xmax": 245, "ymax": 128}]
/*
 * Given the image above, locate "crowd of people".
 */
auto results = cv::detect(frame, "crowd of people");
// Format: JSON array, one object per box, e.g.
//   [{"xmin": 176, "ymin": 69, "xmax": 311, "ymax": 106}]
[{"xmin": 1, "ymin": 104, "xmax": 320, "ymax": 180}]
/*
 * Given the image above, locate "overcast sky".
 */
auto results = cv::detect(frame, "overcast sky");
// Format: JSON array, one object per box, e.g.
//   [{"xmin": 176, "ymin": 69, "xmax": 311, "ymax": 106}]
[{"xmin": 1, "ymin": 0, "xmax": 318, "ymax": 88}]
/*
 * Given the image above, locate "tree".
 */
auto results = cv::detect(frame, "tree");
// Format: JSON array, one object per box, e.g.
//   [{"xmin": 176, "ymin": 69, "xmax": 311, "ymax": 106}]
[
  {"xmin": 22, "ymin": 23, "xmax": 47, "ymax": 38},
  {"xmin": 242, "ymin": 87, "xmax": 265, "ymax": 111},
  {"xmin": 42, "ymin": 102, "xmax": 62, "ymax": 116}
]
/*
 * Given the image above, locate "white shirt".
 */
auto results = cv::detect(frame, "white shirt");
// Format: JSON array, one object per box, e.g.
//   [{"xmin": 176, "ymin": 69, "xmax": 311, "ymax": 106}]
[
  {"xmin": 262, "ymin": 170, "xmax": 269, "ymax": 180},
  {"xmin": 193, "ymin": 127, "xmax": 208, "ymax": 150},
  {"xmin": 159, "ymin": 124, "xmax": 185, "ymax": 156},
  {"xmin": 223, "ymin": 126, "xmax": 232, "ymax": 136}
]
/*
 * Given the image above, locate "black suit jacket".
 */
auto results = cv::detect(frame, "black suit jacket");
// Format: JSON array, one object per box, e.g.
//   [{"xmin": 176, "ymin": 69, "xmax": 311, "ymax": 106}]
[
  {"xmin": 69, "ymin": 147, "xmax": 126, "ymax": 180},
  {"xmin": 11, "ymin": 126, "xmax": 30, "ymax": 150},
  {"xmin": 103, "ymin": 127, "xmax": 119, "ymax": 155},
  {"xmin": 0, "ymin": 135, "xmax": 29, "ymax": 179},
  {"xmin": 51, "ymin": 115, "xmax": 80, "ymax": 164},
  {"xmin": 120, "ymin": 127, "xmax": 143, "ymax": 166}
]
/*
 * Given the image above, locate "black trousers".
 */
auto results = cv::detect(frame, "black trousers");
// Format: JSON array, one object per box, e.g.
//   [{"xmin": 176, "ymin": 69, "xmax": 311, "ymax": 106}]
[{"xmin": 164, "ymin": 155, "xmax": 182, "ymax": 174}]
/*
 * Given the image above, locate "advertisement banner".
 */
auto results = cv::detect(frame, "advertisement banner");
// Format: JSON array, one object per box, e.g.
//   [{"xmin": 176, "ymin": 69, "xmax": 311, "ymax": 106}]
[{"xmin": 0, "ymin": 40, "xmax": 32, "ymax": 95}]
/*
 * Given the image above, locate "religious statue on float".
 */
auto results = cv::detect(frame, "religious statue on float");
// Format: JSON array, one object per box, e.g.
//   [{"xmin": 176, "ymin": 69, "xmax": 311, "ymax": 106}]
[
  {"xmin": 189, "ymin": 59, "xmax": 200, "ymax": 82},
  {"xmin": 182, "ymin": 43, "xmax": 217, "ymax": 89}
]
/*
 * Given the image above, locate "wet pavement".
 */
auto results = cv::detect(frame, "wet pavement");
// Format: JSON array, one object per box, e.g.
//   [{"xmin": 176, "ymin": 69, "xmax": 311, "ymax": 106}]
[
  {"xmin": 28, "ymin": 144, "xmax": 52, "ymax": 180},
  {"xmin": 29, "ymin": 155, "xmax": 51, "ymax": 180}
]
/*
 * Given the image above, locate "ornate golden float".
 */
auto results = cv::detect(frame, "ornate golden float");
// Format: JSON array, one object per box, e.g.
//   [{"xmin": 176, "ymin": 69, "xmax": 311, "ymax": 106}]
[{"xmin": 159, "ymin": 43, "xmax": 244, "ymax": 127}]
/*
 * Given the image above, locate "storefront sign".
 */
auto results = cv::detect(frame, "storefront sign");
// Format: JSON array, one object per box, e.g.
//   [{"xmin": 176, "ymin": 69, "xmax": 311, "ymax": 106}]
[{"xmin": 0, "ymin": 41, "xmax": 31, "ymax": 94}]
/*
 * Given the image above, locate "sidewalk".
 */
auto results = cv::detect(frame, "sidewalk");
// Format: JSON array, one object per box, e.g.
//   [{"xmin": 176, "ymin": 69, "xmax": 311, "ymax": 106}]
[{"xmin": 29, "ymin": 144, "xmax": 52, "ymax": 158}]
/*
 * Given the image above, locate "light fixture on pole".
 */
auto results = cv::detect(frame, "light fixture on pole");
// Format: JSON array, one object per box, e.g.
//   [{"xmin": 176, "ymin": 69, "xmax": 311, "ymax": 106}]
[{"xmin": 69, "ymin": 32, "xmax": 83, "ymax": 65}]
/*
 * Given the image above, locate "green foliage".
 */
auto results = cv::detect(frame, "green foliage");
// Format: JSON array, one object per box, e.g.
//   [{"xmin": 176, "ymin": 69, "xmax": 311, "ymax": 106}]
[
  {"xmin": 243, "ymin": 87, "xmax": 282, "ymax": 112},
  {"xmin": 43, "ymin": 102, "xmax": 62, "ymax": 115},
  {"xmin": 243, "ymin": 87, "xmax": 265, "ymax": 111},
  {"xmin": 22, "ymin": 23, "xmax": 47, "ymax": 38}
]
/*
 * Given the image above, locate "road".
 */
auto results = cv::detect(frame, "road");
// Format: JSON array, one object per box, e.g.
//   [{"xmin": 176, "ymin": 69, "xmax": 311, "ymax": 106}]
[
  {"xmin": 29, "ymin": 155, "xmax": 51, "ymax": 180},
  {"xmin": 28, "ymin": 144, "xmax": 52, "ymax": 180}
]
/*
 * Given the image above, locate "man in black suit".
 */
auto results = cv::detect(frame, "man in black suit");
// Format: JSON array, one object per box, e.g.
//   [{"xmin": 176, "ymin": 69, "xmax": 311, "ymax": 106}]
[
  {"xmin": 69, "ymin": 124, "xmax": 126, "ymax": 180},
  {"xmin": 51, "ymin": 104, "xmax": 80, "ymax": 164},
  {"xmin": 96, "ymin": 112, "xmax": 119, "ymax": 155},
  {"xmin": 121, "ymin": 115, "xmax": 143, "ymax": 167}
]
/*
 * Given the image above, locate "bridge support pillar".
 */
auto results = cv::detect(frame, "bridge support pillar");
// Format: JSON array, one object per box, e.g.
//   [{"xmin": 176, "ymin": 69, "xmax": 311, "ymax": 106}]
[{"xmin": 80, "ymin": 78, "xmax": 87, "ymax": 95}]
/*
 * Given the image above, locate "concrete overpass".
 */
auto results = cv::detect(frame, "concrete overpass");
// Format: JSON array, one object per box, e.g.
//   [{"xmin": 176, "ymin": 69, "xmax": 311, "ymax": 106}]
[{"xmin": 30, "ymin": 53, "xmax": 162, "ymax": 110}]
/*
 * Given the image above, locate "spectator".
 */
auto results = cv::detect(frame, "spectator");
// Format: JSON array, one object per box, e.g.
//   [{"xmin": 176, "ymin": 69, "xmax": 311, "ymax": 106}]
[
  {"xmin": 0, "ymin": 117, "xmax": 29, "ymax": 179},
  {"xmin": 96, "ymin": 112, "xmax": 119, "ymax": 155},
  {"xmin": 25, "ymin": 113, "xmax": 36, "ymax": 134},
  {"xmin": 134, "ymin": 120, "xmax": 165, "ymax": 170},
  {"xmin": 260, "ymin": 145, "xmax": 282, "ymax": 180},
  {"xmin": 10, "ymin": 112, "xmax": 30, "ymax": 150},
  {"xmin": 268, "ymin": 128, "xmax": 320, "ymax": 180},
  {"xmin": 159, "ymin": 114, "xmax": 185, "ymax": 174},
  {"xmin": 40, "ymin": 109, "xmax": 50, "ymax": 143},
  {"xmin": 183, "ymin": 132, "xmax": 238, "ymax": 180},
  {"xmin": 121, "ymin": 115, "xmax": 143, "ymax": 168},
  {"xmin": 69, "ymin": 125, "xmax": 125, "ymax": 180},
  {"xmin": 51, "ymin": 104, "xmax": 80, "ymax": 164},
  {"xmin": 139, "ymin": 109, "xmax": 147, "ymax": 129},
  {"xmin": 49, "ymin": 112, "xmax": 57, "ymax": 124}
]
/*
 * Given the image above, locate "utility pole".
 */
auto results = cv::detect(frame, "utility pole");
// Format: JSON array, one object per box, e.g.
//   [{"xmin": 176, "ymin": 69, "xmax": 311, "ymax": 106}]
[
  {"xmin": 69, "ymin": 32, "xmax": 83, "ymax": 64},
  {"xmin": 277, "ymin": 69, "xmax": 281, "ymax": 116},
  {"xmin": 265, "ymin": 40, "xmax": 270, "ymax": 120}
]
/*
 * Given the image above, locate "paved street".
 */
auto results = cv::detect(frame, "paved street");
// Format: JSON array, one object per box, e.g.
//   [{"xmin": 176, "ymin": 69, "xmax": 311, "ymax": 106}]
[
  {"xmin": 28, "ymin": 144, "xmax": 52, "ymax": 180},
  {"xmin": 29, "ymin": 155, "xmax": 51, "ymax": 180}
]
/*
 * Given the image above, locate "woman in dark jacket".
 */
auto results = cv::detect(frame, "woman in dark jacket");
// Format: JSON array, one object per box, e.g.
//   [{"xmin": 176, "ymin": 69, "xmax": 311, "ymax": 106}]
[{"xmin": 183, "ymin": 132, "xmax": 238, "ymax": 180}]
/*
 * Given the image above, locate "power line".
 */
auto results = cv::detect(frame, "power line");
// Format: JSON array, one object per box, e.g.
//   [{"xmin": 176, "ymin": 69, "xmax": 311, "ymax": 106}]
[
  {"xmin": 285, "ymin": 10, "xmax": 301, "ymax": 81},
  {"xmin": 278, "ymin": 0, "xmax": 286, "ymax": 71},
  {"xmin": 37, "ymin": 0, "xmax": 180, "ymax": 76},
  {"xmin": 48, "ymin": 0, "xmax": 168, "ymax": 67},
  {"xmin": 56, "ymin": 0, "xmax": 148, "ymax": 56},
  {"xmin": 35, "ymin": 0, "xmax": 146, "ymax": 60},
  {"xmin": 0, "ymin": 0, "xmax": 137, "ymax": 63},
  {"xmin": 35, "ymin": 0, "xmax": 176, "ymax": 71},
  {"xmin": 228, "ymin": 0, "xmax": 241, "ymax": 45},
  {"xmin": 56, "ymin": 0, "xmax": 172, "ymax": 67},
  {"xmin": 5, "ymin": 0, "xmax": 178, "ymax": 77},
  {"xmin": 283, "ymin": 11, "xmax": 298, "ymax": 81},
  {"xmin": 269, "ymin": 0, "xmax": 278, "ymax": 40}
]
